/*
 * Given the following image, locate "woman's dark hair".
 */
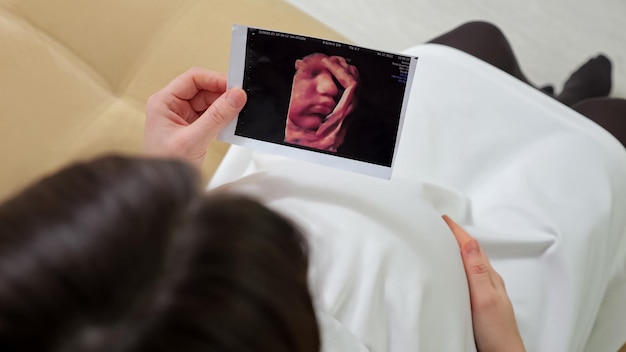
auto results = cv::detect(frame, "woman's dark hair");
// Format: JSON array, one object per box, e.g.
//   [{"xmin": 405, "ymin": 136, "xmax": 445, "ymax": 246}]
[{"xmin": 0, "ymin": 156, "xmax": 319, "ymax": 352}]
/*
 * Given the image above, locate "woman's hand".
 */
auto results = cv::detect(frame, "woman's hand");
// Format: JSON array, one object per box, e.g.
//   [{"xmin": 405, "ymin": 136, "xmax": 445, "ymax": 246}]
[
  {"xmin": 144, "ymin": 67, "xmax": 247, "ymax": 169},
  {"xmin": 442, "ymin": 215, "xmax": 526, "ymax": 352}
]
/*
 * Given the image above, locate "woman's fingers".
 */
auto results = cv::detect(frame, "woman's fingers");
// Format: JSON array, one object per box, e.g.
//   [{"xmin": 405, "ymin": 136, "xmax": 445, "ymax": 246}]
[
  {"xmin": 163, "ymin": 67, "xmax": 227, "ymax": 100},
  {"xmin": 188, "ymin": 88, "xmax": 247, "ymax": 142},
  {"xmin": 442, "ymin": 216, "xmax": 525, "ymax": 351},
  {"xmin": 442, "ymin": 215, "xmax": 496, "ymax": 291},
  {"xmin": 442, "ymin": 214, "xmax": 473, "ymax": 248}
]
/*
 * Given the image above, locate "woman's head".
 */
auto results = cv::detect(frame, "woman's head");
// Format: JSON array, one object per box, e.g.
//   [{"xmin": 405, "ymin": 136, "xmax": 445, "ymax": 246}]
[{"xmin": 0, "ymin": 156, "xmax": 319, "ymax": 351}]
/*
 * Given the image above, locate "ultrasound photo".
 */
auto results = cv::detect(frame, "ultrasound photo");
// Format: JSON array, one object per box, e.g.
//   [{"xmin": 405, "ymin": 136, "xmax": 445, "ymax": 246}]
[{"xmin": 219, "ymin": 25, "xmax": 418, "ymax": 179}]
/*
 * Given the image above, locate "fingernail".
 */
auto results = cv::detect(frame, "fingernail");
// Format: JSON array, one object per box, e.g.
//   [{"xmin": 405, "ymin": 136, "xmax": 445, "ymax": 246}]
[
  {"xmin": 463, "ymin": 239, "xmax": 480, "ymax": 256},
  {"xmin": 225, "ymin": 89, "xmax": 245, "ymax": 109}
]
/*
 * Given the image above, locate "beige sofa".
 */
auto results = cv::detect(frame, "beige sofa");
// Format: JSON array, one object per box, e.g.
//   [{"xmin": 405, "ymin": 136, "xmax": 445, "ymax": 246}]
[{"xmin": 0, "ymin": 0, "xmax": 345, "ymax": 201}]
